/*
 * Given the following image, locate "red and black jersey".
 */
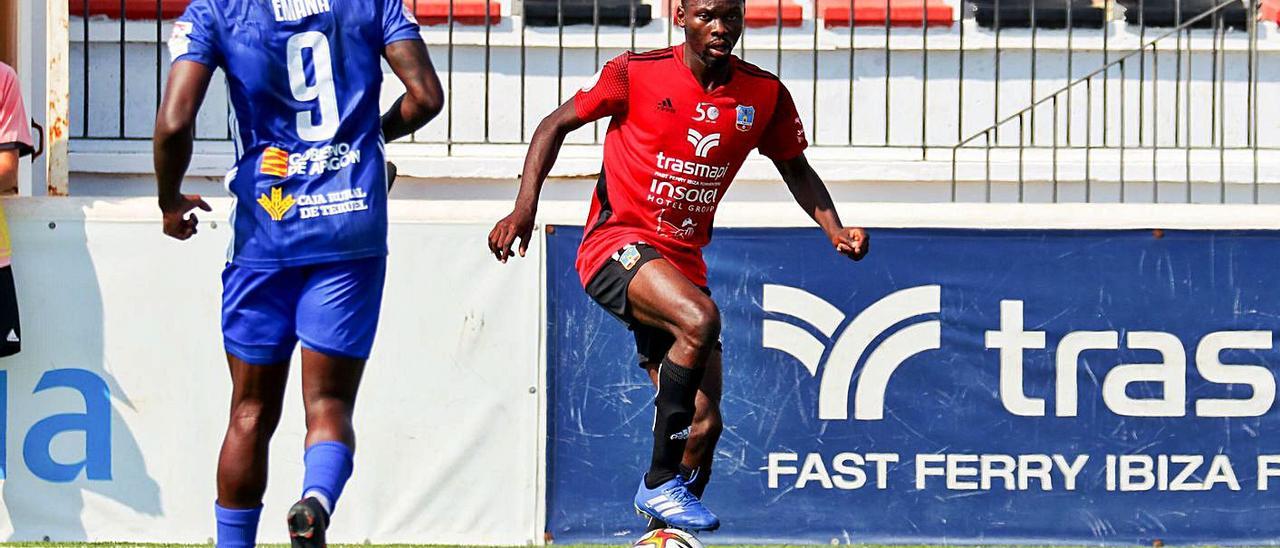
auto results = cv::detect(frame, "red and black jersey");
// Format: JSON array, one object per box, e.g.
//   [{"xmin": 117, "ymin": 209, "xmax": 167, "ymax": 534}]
[{"xmin": 573, "ymin": 45, "xmax": 808, "ymax": 288}]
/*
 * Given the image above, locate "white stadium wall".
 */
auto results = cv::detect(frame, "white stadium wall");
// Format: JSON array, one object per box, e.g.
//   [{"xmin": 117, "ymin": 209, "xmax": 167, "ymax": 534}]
[{"xmin": 0, "ymin": 198, "xmax": 544, "ymax": 544}]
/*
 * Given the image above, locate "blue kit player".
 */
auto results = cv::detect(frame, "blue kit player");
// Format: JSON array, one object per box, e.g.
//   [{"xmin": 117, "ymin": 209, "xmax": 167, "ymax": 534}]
[{"xmin": 152, "ymin": 1, "xmax": 443, "ymax": 546}]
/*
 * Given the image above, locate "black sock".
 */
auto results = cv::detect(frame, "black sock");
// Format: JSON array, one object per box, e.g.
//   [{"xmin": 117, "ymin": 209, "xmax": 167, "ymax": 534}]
[
  {"xmin": 685, "ymin": 465, "xmax": 711, "ymax": 499},
  {"xmin": 644, "ymin": 357, "xmax": 703, "ymax": 489}
]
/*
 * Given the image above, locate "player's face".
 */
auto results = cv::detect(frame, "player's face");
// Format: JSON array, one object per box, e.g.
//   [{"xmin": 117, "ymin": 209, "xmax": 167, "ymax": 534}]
[{"xmin": 677, "ymin": 0, "xmax": 744, "ymax": 66}]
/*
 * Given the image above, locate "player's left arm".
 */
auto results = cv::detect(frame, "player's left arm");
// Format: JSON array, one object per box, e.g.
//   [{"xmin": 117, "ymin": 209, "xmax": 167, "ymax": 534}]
[
  {"xmin": 153, "ymin": 60, "xmax": 214, "ymax": 241},
  {"xmin": 762, "ymin": 84, "xmax": 868, "ymax": 261},
  {"xmin": 774, "ymin": 153, "xmax": 869, "ymax": 261},
  {"xmin": 379, "ymin": 1, "xmax": 444, "ymax": 189},
  {"xmin": 380, "ymin": 39, "xmax": 444, "ymax": 143}
]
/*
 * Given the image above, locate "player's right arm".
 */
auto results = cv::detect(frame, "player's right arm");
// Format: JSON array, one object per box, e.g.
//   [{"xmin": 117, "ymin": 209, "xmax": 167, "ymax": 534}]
[
  {"xmin": 488, "ymin": 100, "xmax": 587, "ymax": 262},
  {"xmin": 154, "ymin": 60, "xmax": 214, "ymax": 240},
  {"xmin": 154, "ymin": 1, "xmax": 218, "ymax": 240},
  {"xmin": 488, "ymin": 54, "xmax": 631, "ymax": 263}
]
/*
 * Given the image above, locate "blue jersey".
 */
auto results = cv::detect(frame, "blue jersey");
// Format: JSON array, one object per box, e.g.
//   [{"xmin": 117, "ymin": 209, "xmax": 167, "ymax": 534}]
[{"xmin": 169, "ymin": 0, "xmax": 422, "ymax": 268}]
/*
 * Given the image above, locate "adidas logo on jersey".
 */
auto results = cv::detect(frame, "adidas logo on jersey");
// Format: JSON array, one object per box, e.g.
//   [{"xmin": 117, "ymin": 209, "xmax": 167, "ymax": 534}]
[
  {"xmin": 271, "ymin": 0, "xmax": 333, "ymax": 22},
  {"xmin": 656, "ymin": 98, "xmax": 676, "ymax": 114},
  {"xmin": 5, "ymin": 329, "xmax": 17, "ymax": 343}
]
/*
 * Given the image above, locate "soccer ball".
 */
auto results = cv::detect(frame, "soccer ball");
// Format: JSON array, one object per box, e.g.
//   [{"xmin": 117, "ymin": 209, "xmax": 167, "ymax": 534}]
[{"xmin": 632, "ymin": 528, "xmax": 704, "ymax": 548}]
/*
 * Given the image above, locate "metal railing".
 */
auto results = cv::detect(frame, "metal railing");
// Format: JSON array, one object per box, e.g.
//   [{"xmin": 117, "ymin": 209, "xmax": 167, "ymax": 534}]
[
  {"xmin": 951, "ymin": 0, "xmax": 1270, "ymax": 203},
  {"xmin": 69, "ymin": 0, "xmax": 1275, "ymax": 202}
]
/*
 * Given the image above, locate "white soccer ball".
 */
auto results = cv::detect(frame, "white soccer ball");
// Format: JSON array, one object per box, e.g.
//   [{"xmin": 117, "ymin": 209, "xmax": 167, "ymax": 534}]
[{"xmin": 632, "ymin": 528, "xmax": 704, "ymax": 548}]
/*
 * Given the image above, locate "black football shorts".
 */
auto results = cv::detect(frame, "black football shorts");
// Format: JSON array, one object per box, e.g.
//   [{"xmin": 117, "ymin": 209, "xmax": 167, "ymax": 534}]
[{"xmin": 584, "ymin": 242, "xmax": 717, "ymax": 365}]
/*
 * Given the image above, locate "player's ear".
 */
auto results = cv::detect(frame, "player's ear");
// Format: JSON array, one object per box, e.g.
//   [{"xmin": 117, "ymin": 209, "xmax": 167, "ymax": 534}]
[{"xmin": 674, "ymin": 0, "xmax": 686, "ymax": 27}]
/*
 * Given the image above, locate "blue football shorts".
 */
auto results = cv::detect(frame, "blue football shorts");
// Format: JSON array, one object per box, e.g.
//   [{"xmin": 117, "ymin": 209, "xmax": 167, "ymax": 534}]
[{"xmin": 221, "ymin": 256, "xmax": 387, "ymax": 365}]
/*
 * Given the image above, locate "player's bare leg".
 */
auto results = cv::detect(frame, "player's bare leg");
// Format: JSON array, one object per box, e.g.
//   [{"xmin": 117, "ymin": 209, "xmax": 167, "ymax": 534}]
[
  {"xmin": 217, "ymin": 355, "xmax": 291, "ymax": 507},
  {"xmin": 300, "ymin": 348, "xmax": 365, "ymax": 448},
  {"xmin": 288, "ymin": 348, "xmax": 367, "ymax": 547},
  {"xmin": 627, "ymin": 258, "xmax": 721, "ymax": 530},
  {"xmin": 628, "ymin": 260, "xmax": 721, "ymax": 372},
  {"xmin": 214, "ymin": 355, "xmax": 290, "ymax": 548},
  {"xmin": 644, "ymin": 349, "xmax": 723, "ymax": 531}
]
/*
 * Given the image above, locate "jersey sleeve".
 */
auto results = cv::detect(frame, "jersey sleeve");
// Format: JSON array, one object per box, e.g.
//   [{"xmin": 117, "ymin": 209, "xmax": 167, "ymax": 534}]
[
  {"xmin": 383, "ymin": 0, "xmax": 424, "ymax": 46},
  {"xmin": 573, "ymin": 53, "xmax": 630, "ymax": 122},
  {"xmin": 168, "ymin": 0, "xmax": 221, "ymax": 68},
  {"xmin": 757, "ymin": 84, "xmax": 808, "ymax": 161},
  {"xmin": 0, "ymin": 64, "xmax": 33, "ymax": 157}
]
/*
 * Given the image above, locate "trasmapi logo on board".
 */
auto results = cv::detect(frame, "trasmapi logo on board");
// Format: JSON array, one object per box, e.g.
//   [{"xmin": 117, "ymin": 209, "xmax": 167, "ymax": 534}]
[{"xmin": 759, "ymin": 284, "xmax": 1280, "ymax": 494}]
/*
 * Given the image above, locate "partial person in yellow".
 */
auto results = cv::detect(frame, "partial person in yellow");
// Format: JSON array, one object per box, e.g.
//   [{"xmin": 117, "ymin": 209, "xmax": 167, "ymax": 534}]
[{"xmin": 0, "ymin": 61, "xmax": 32, "ymax": 357}]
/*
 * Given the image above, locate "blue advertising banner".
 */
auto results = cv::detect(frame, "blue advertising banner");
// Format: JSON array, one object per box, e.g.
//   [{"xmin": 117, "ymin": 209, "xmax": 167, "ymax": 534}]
[{"xmin": 545, "ymin": 226, "xmax": 1280, "ymax": 545}]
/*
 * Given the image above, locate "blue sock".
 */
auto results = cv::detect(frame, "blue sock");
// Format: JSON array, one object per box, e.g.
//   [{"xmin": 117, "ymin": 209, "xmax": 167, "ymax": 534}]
[
  {"xmin": 214, "ymin": 503, "xmax": 261, "ymax": 548},
  {"xmin": 301, "ymin": 441, "xmax": 354, "ymax": 515}
]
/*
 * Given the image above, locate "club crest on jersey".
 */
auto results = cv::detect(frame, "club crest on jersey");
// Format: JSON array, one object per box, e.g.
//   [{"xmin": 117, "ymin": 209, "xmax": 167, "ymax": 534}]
[
  {"xmin": 735, "ymin": 105, "xmax": 755, "ymax": 132},
  {"xmin": 258, "ymin": 187, "xmax": 296, "ymax": 222}
]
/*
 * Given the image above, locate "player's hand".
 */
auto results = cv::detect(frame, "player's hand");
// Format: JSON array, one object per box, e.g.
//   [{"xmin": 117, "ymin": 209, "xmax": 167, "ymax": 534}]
[
  {"xmin": 488, "ymin": 207, "xmax": 535, "ymax": 263},
  {"xmin": 832, "ymin": 227, "xmax": 869, "ymax": 261},
  {"xmin": 160, "ymin": 194, "xmax": 212, "ymax": 241}
]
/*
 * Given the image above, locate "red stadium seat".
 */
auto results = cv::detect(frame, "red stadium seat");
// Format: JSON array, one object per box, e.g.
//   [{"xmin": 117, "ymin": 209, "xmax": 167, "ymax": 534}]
[
  {"xmin": 68, "ymin": 0, "xmax": 501, "ymax": 25},
  {"xmin": 69, "ymin": 0, "xmax": 189, "ymax": 20},
  {"xmin": 409, "ymin": 0, "xmax": 503, "ymax": 25},
  {"xmin": 745, "ymin": 0, "xmax": 804, "ymax": 27},
  {"xmin": 820, "ymin": 0, "xmax": 954, "ymax": 28}
]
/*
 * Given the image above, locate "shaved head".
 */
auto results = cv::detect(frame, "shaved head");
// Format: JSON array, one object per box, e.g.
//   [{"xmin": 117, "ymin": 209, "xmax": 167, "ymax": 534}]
[{"xmin": 676, "ymin": 0, "xmax": 744, "ymax": 68}]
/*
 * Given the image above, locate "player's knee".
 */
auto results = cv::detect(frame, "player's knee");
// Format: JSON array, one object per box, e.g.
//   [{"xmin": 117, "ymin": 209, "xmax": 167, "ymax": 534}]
[
  {"xmin": 304, "ymin": 396, "xmax": 354, "ymax": 428},
  {"xmin": 228, "ymin": 399, "xmax": 280, "ymax": 439},
  {"xmin": 674, "ymin": 300, "xmax": 721, "ymax": 354}
]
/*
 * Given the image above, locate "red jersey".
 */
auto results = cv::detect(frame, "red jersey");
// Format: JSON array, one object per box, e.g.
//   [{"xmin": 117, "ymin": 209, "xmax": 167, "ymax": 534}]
[{"xmin": 573, "ymin": 45, "xmax": 808, "ymax": 288}]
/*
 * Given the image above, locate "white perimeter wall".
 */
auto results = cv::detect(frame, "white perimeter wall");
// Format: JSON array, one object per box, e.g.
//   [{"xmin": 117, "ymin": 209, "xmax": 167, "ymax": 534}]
[
  {"xmin": 0, "ymin": 198, "xmax": 544, "ymax": 544},
  {"xmin": 3, "ymin": 197, "xmax": 1280, "ymax": 543}
]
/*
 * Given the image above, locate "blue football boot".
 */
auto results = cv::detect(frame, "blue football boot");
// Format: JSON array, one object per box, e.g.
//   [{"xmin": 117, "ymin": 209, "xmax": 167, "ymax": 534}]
[{"xmin": 634, "ymin": 475, "xmax": 720, "ymax": 531}]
